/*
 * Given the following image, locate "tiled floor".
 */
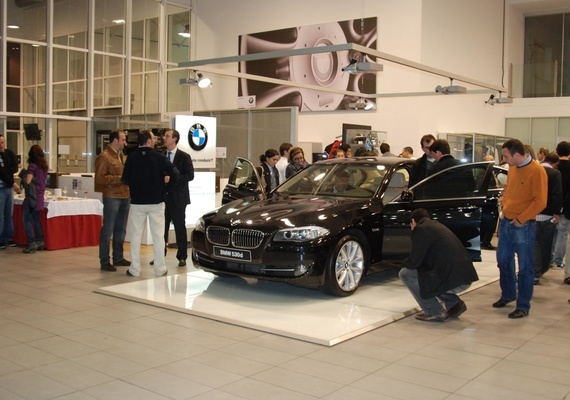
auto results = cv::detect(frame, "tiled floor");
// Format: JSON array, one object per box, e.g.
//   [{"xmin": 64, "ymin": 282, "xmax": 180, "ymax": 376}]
[{"xmin": 0, "ymin": 243, "xmax": 569, "ymax": 399}]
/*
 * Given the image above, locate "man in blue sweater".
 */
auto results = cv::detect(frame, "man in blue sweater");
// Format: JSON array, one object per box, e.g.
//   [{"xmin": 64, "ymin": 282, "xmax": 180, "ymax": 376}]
[{"xmin": 122, "ymin": 130, "xmax": 179, "ymax": 277}]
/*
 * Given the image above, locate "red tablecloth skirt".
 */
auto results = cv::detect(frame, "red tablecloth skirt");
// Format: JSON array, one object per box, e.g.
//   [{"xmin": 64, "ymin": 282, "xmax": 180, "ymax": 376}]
[{"xmin": 13, "ymin": 204, "xmax": 102, "ymax": 250}]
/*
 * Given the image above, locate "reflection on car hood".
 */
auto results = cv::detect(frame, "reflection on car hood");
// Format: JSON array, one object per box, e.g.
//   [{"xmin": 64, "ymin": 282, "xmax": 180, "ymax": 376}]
[{"xmin": 213, "ymin": 194, "xmax": 364, "ymax": 228}]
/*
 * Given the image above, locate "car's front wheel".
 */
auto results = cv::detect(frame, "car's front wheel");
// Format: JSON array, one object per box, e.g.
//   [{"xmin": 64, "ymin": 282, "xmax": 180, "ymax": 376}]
[{"xmin": 322, "ymin": 234, "xmax": 366, "ymax": 296}]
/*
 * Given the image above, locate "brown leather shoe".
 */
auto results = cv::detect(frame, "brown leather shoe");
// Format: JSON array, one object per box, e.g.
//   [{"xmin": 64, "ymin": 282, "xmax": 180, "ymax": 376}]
[
  {"xmin": 415, "ymin": 311, "xmax": 448, "ymax": 322},
  {"xmin": 564, "ymin": 277, "xmax": 570, "ymax": 285},
  {"xmin": 447, "ymin": 300, "xmax": 467, "ymax": 318},
  {"xmin": 100, "ymin": 263, "xmax": 116, "ymax": 272}
]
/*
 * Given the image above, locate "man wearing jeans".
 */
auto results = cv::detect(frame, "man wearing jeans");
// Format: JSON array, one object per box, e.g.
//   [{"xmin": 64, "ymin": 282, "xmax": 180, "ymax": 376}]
[
  {"xmin": 0, "ymin": 134, "xmax": 18, "ymax": 249},
  {"xmin": 122, "ymin": 130, "xmax": 179, "ymax": 278},
  {"xmin": 550, "ymin": 141, "xmax": 570, "ymax": 271},
  {"xmin": 494, "ymin": 139, "xmax": 547, "ymax": 318},
  {"xmin": 399, "ymin": 208, "xmax": 479, "ymax": 322},
  {"xmin": 95, "ymin": 130, "xmax": 131, "ymax": 271}
]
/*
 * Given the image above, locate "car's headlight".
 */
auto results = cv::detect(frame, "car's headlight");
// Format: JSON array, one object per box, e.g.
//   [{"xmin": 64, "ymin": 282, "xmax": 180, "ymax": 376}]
[
  {"xmin": 273, "ymin": 226, "xmax": 329, "ymax": 242},
  {"xmin": 194, "ymin": 217, "xmax": 205, "ymax": 232}
]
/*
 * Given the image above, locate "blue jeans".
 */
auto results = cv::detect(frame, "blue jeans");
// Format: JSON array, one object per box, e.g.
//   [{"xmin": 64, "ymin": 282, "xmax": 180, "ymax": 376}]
[
  {"xmin": 497, "ymin": 218, "xmax": 536, "ymax": 313},
  {"xmin": 534, "ymin": 219, "xmax": 556, "ymax": 278},
  {"xmin": 99, "ymin": 197, "xmax": 130, "ymax": 265},
  {"xmin": 399, "ymin": 267, "xmax": 469, "ymax": 316},
  {"xmin": 0, "ymin": 187, "xmax": 13, "ymax": 243},
  {"xmin": 22, "ymin": 203, "xmax": 43, "ymax": 243},
  {"xmin": 551, "ymin": 215, "xmax": 569, "ymax": 265}
]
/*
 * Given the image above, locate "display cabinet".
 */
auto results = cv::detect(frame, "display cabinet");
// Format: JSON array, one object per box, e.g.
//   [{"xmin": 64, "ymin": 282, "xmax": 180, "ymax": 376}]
[{"xmin": 439, "ymin": 133, "xmax": 512, "ymax": 163}]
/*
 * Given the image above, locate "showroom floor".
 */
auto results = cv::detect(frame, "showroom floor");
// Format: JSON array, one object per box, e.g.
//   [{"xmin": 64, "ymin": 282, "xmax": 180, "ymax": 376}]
[{"xmin": 0, "ymin": 243, "xmax": 569, "ymax": 400}]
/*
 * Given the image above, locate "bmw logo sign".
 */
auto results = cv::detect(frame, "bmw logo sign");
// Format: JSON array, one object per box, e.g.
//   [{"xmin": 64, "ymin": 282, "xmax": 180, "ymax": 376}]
[{"xmin": 189, "ymin": 123, "xmax": 208, "ymax": 151}]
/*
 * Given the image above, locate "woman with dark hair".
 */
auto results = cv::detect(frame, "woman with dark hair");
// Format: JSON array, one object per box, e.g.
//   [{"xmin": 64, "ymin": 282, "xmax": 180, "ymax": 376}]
[
  {"xmin": 22, "ymin": 144, "xmax": 48, "ymax": 253},
  {"xmin": 257, "ymin": 148, "xmax": 280, "ymax": 192},
  {"xmin": 285, "ymin": 146, "xmax": 309, "ymax": 179}
]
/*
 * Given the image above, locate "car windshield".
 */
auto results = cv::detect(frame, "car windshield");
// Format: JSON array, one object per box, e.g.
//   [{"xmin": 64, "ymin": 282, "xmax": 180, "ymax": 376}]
[{"xmin": 275, "ymin": 163, "xmax": 389, "ymax": 198}]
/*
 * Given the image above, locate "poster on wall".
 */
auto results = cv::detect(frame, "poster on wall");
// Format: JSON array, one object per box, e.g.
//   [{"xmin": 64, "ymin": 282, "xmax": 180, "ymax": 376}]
[
  {"xmin": 238, "ymin": 17, "xmax": 377, "ymax": 112},
  {"xmin": 174, "ymin": 115, "xmax": 217, "ymax": 169}
]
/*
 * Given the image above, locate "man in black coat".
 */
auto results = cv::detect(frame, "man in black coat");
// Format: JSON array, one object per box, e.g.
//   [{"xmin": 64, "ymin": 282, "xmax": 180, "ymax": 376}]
[
  {"xmin": 0, "ymin": 134, "xmax": 19, "ymax": 249},
  {"xmin": 122, "ymin": 130, "xmax": 179, "ymax": 277},
  {"xmin": 409, "ymin": 134, "xmax": 436, "ymax": 187},
  {"xmin": 399, "ymin": 208, "xmax": 479, "ymax": 321},
  {"xmin": 163, "ymin": 129, "xmax": 194, "ymax": 266},
  {"xmin": 428, "ymin": 139, "xmax": 461, "ymax": 176},
  {"xmin": 534, "ymin": 152, "xmax": 563, "ymax": 284}
]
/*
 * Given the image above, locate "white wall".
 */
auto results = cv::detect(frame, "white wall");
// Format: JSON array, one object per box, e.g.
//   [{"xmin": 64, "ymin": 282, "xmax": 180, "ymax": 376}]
[{"xmin": 190, "ymin": 0, "xmax": 512, "ymax": 156}]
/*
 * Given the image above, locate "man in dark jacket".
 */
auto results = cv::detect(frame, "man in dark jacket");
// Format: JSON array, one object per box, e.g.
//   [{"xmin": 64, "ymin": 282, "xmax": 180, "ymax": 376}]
[
  {"xmin": 428, "ymin": 139, "xmax": 461, "ymax": 176},
  {"xmin": 122, "ymin": 130, "xmax": 179, "ymax": 277},
  {"xmin": 0, "ymin": 134, "xmax": 19, "ymax": 249},
  {"xmin": 409, "ymin": 134, "xmax": 436, "ymax": 187},
  {"xmin": 163, "ymin": 129, "xmax": 194, "ymax": 266},
  {"xmin": 534, "ymin": 152, "xmax": 563, "ymax": 284},
  {"xmin": 399, "ymin": 208, "xmax": 479, "ymax": 322}
]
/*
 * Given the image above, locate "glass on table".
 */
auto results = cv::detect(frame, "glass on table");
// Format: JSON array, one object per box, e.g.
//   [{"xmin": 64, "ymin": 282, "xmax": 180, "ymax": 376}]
[
  {"xmin": 63, "ymin": 186, "xmax": 68, "ymax": 197},
  {"xmin": 83, "ymin": 189, "xmax": 88, "ymax": 199}
]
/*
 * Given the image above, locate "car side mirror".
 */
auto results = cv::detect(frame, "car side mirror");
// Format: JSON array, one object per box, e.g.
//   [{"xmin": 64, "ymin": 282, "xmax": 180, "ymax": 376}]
[
  {"xmin": 238, "ymin": 181, "xmax": 259, "ymax": 192},
  {"xmin": 400, "ymin": 189, "xmax": 413, "ymax": 202}
]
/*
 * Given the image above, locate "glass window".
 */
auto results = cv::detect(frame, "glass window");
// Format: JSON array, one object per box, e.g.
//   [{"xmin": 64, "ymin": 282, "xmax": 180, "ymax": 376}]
[
  {"xmin": 94, "ymin": 0, "xmax": 126, "ymax": 55},
  {"xmin": 523, "ymin": 13, "xmax": 570, "ymax": 97},
  {"xmin": 166, "ymin": 69, "xmax": 190, "ymax": 112},
  {"xmin": 54, "ymin": 0, "xmax": 88, "ymax": 48},
  {"xmin": 53, "ymin": 48, "xmax": 69, "ymax": 83},
  {"xmin": 94, "ymin": 54, "xmax": 124, "ymax": 109},
  {"xmin": 21, "ymin": 44, "xmax": 46, "ymax": 115},
  {"xmin": 412, "ymin": 164, "xmax": 487, "ymax": 200},
  {"xmin": 6, "ymin": 1, "xmax": 47, "ymax": 43},
  {"xmin": 131, "ymin": 0, "xmax": 160, "ymax": 59},
  {"xmin": 228, "ymin": 158, "xmax": 260, "ymax": 188},
  {"xmin": 167, "ymin": 9, "xmax": 191, "ymax": 64}
]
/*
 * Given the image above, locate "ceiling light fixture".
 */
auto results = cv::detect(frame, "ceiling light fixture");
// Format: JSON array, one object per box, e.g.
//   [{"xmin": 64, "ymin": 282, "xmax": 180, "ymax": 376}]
[
  {"xmin": 7, "ymin": 25, "xmax": 20, "ymax": 29},
  {"xmin": 342, "ymin": 59, "xmax": 383, "ymax": 74},
  {"xmin": 485, "ymin": 93, "xmax": 512, "ymax": 105},
  {"xmin": 178, "ymin": 24, "xmax": 190, "ymax": 38},
  {"xmin": 112, "ymin": 19, "xmax": 125, "ymax": 24},
  {"xmin": 435, "ymin": 78, "xmax": 467, "ymax": 94},
  {"xmin": 179, "ymin": 71, "xmax": 212, "ymax": 88}
]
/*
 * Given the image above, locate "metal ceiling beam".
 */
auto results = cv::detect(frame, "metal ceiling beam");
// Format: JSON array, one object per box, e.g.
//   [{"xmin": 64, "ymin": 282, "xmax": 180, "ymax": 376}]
[{"xmin": 179, "ymin": 43, "xmax": 506, "ymax": 95}]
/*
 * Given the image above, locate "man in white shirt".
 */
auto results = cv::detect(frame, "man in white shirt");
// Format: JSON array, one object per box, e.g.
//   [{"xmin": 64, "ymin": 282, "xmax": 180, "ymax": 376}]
[{"xmin": 276, "ymin": 142, "xmax": 292, "ymax": 183}]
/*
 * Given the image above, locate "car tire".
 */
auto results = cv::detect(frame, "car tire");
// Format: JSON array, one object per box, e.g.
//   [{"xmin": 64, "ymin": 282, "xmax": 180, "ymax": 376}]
[{"xmin": 322, "ymin": 234, "xmax": 367, "ymax": 296}]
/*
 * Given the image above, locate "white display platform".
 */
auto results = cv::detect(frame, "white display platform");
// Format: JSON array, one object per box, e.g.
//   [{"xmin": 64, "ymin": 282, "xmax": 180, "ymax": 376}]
[{"xmin": 96, "ymin": 250, "xmax": 499, "ymax": 346}]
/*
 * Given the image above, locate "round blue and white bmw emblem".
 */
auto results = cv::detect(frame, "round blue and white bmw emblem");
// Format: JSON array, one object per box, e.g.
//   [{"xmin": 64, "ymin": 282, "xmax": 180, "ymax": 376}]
[{"xmin": 189, "ymin": 123, "xmax": 208, "ymax": 151}]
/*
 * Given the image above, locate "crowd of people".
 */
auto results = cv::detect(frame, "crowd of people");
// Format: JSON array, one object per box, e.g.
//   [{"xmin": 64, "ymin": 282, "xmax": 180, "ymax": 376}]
[{"xmin": 1, "ymin": 132, "xmax": 569, "ymax": 317}]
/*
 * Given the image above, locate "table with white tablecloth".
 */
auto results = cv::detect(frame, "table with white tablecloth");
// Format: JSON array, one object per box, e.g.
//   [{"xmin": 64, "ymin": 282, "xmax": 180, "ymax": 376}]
[{"xmin": 13, "ymin": 196, "xmax": 103, "ymax": 250}]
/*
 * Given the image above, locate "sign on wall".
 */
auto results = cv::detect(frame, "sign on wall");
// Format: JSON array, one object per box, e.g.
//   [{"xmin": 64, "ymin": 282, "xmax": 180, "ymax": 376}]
[{"xmin": 174, "ymin": 115, "xmax": 217, "ymax": 169}]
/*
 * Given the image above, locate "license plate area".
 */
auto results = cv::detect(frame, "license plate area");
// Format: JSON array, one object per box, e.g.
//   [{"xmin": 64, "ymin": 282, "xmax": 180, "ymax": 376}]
[{"xmin": 213, "ymin": 246, "xmax": 252, "ymax": 262}]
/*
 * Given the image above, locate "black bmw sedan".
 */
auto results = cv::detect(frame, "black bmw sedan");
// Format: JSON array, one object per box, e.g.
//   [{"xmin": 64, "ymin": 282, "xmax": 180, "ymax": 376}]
[{"xmin": 191, "ymin": 157, "xmax": 504, "ymax": 296}]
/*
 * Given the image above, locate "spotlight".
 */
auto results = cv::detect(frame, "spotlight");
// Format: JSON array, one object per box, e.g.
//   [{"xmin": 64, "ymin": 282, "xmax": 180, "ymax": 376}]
[
  {"xmin": 485, "ymin": 93, "xmax": 512, "ymax": 105},
  {"xmin": 435, "ymin": 84, "xmax": 466, "ymax": 94},
  {"xmin": 342, "ymin": 59, "xmax": 383, "ymax": 74},
  {"xmin": 179, "ymin": 71, "xmax": 212, "ymax": 88},
  {"xmin": 196, "ymin": 73, "xmax": 211, "ymax": 88}
]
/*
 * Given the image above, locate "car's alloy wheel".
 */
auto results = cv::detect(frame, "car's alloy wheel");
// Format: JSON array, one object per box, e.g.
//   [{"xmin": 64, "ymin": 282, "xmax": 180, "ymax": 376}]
[{"xmin": 323, "ymin": 234, "xmax": 366, "ymax": 296}]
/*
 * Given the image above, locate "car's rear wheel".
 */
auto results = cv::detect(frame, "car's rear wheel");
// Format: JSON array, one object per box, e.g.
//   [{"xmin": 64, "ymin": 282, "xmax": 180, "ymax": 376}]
[{"xmin": 322, "ymin": 234, "xmax": 366, "ymax": 296}]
